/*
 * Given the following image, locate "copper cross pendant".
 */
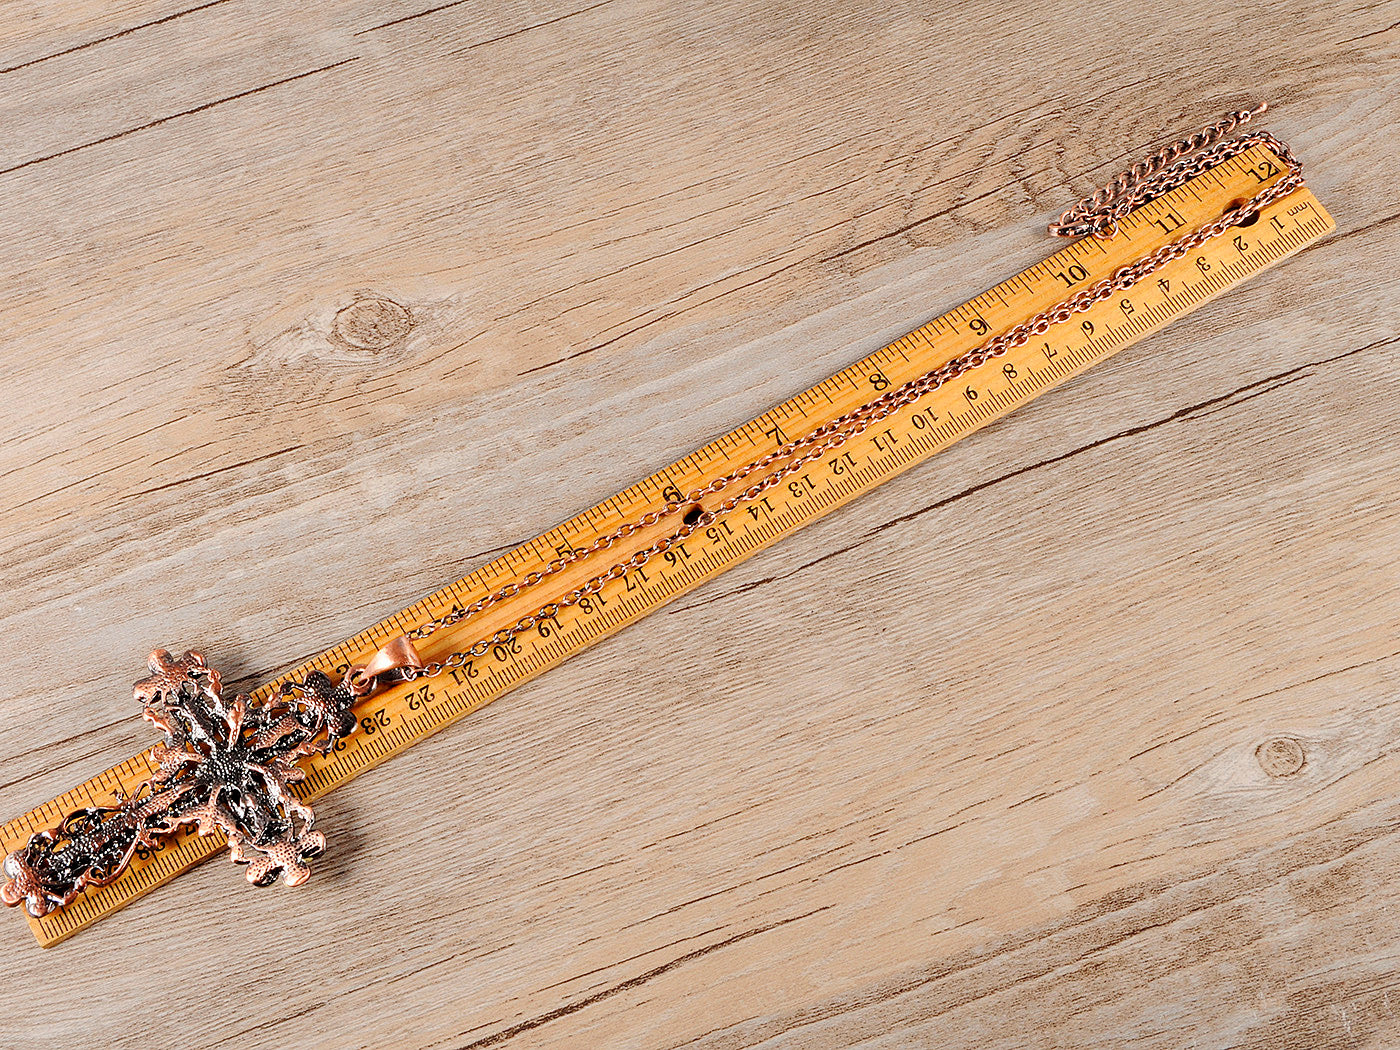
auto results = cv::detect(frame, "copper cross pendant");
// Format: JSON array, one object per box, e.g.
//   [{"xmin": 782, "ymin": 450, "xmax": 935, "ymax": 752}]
[{"xmin": 2, "ymin": 640, "xmax": 420, "ymax": 918}]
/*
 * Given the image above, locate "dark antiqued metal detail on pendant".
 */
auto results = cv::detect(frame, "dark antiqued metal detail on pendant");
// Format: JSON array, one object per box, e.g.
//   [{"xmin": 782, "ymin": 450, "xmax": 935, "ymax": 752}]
[{"xmin": 2, "ymin": 641, "xmax": 419, "ymax": 918}]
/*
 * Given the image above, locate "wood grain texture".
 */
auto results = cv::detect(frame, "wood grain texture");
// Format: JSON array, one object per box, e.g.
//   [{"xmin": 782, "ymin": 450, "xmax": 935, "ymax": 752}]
[{"xmin": 0, "ymin": 0, "xmax": 1396, "ymax": 1045}]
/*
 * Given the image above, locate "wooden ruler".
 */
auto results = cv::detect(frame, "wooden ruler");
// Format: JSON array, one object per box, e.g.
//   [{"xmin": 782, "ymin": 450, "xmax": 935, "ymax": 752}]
[{"xmin": 3, "ymin": 144, "xmax": 1333, "ymax": 946}]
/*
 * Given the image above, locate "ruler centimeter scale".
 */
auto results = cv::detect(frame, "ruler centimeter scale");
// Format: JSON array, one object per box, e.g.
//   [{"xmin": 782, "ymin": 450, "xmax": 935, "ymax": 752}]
[{"xmin": 4, "ymin": 144, "xmax": 1333, "ymax": 946}]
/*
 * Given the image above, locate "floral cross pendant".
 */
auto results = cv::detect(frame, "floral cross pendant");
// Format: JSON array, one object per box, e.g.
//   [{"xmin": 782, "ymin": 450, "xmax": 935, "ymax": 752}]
[{"xmin": 2, "ymin": 640, "xmax": 419, "ymax": 918}]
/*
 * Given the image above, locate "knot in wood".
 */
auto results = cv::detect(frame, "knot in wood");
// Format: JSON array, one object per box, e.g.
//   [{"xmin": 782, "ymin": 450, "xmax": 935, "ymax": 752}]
[
  {"xmin": 1256, "ymin": 736, "xmax": 1306, "ymax": 778},
  {"xmin": 333, "ymin": 295, "xmax": 412, "ymax": 350}
]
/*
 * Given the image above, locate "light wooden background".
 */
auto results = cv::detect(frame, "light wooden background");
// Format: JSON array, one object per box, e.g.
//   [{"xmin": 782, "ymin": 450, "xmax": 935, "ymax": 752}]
[{"xmin": 1, "ymin": 0, "xmax": 1397, "ymax": 1046}]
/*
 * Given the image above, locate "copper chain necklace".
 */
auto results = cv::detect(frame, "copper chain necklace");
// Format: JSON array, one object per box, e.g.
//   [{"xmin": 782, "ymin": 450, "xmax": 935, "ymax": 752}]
[{"xmin": 2, "ymin": 105, "xmax": 1305, "ymax": 921}]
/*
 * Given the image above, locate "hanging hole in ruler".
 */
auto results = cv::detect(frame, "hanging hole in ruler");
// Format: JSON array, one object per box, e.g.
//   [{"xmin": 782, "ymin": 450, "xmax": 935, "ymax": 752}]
[
  {"xmin": 1227, "ymin": 199, "xmax": 1262, "ymax": 227},
  {"xmin": 682, "ymin": 505, "xmax": 704, "ymax": 527}
]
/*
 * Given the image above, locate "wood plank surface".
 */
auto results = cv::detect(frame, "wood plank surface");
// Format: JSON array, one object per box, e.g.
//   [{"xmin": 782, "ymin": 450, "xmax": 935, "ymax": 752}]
[{"xmin": 0, "ymin": 0, "xmax": 1396, "ymax": 1046}]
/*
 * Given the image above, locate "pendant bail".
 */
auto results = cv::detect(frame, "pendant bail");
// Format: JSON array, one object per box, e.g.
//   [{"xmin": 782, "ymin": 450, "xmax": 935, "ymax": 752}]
[{"xmin": 345, "ymin": 635, "xmax": 423, "ymax": 697}]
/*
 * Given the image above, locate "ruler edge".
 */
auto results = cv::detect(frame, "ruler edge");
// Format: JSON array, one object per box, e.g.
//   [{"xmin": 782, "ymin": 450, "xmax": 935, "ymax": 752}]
[{"xmin": 8, "ymin": 150, "xmax": 1334, "ymax": 945}]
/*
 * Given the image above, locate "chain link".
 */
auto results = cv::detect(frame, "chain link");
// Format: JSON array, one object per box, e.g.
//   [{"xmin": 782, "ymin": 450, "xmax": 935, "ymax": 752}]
[
  {"xmin": 404, "ymin": 110, "xmax": 1304, "ymax": 682},
  {"xmin": 1047, "ymin": 104, "xmax": 1289, "ymax": 239}
]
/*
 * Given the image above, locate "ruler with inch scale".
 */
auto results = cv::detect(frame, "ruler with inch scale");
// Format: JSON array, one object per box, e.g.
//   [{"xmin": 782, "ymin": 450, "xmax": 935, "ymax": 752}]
[{"xmin": 3, "ymin": 143, "xmax": 1333, "ymax": 946}]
